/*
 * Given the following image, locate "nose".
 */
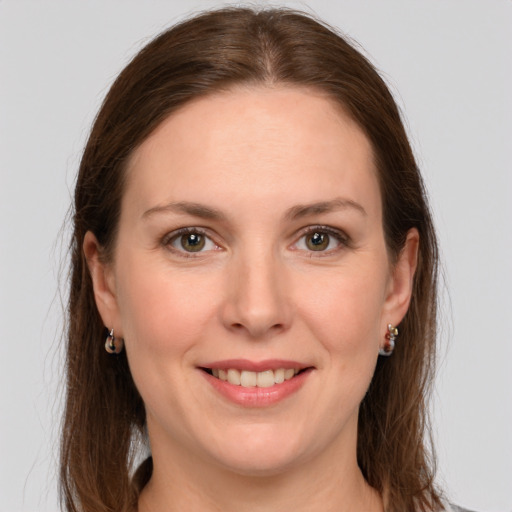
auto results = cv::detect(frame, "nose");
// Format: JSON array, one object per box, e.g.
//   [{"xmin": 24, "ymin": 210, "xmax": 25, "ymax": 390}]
[{"xmin": 220, "ymin": 251, "xmax": 292, "ymax": 339}]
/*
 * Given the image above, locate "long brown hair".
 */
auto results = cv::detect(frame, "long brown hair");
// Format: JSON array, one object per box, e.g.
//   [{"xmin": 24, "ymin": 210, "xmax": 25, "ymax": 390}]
[{"xmin": 61, "ymin": 7, "xmax": 441, "ymax": 512}]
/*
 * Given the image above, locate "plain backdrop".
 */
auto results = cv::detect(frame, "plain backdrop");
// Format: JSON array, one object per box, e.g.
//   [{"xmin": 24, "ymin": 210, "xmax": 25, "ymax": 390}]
[{"xmin": 0, "ymin": 1, "xmax": 511, "ymax": 511}]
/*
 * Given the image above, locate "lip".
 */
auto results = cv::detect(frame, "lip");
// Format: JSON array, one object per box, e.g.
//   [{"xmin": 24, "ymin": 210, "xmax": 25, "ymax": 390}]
[
  {"xmin": 201, "ymin": 358, "xmax": 308, "ymax": 372},
  {"xmin": 198, "ymin": 359, "xmax": 314, "ymax": 408}
]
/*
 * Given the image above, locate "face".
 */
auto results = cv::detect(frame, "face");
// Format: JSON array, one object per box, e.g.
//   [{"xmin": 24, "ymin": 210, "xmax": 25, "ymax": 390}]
[{"xmin": 86, "ymin": 86, "xmax": 417, "ymax": 477}]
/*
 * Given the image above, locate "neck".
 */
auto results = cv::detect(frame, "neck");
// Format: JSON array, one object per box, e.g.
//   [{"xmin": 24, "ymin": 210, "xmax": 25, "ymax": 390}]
[{"xmin": 137, "ymin": 433, "xmax": 383, "ymax": 512}]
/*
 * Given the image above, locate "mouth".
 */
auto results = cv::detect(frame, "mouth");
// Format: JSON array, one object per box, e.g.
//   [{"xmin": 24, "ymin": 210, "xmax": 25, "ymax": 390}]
[
  {"xmin": 201, "ymin": 367, "xmax": 309, "ymax": 388},
  {"xmin": 199, "ymin": 360, "xmax": 314, "ymax": 407}
]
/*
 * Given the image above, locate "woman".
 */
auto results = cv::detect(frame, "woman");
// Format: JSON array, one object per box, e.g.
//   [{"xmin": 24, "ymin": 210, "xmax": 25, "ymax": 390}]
[{"xmin": 61, "ymin": 7, "xmax": 469, "ymax": 512}]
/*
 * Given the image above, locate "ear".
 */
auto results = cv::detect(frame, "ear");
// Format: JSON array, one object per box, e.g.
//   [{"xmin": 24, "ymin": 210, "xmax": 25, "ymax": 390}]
[
  {"xmin": 83, "ymin": 231, "xmax": 121, "ymax": 333},
  {"xmin": 382, "ymin": 228, "xmax": 419, "ymax": 326}
]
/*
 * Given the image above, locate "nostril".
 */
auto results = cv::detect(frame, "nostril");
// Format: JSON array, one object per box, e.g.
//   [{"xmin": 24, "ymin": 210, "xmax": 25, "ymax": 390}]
[{"xmin": 230, "ymin": 321, "xmax": 285, "ymax": 337}]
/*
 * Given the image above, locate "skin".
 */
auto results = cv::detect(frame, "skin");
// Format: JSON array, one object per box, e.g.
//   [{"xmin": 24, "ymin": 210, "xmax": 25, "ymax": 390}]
[{"xmin": 85, "ymin": 86, "xmax": 418, "ymax": 512}]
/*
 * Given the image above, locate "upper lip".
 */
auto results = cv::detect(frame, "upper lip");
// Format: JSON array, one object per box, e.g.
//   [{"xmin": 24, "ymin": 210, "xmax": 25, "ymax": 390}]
[{"xmin": 199, "ymin": 359, "xmax": 312, "ymax": 372}]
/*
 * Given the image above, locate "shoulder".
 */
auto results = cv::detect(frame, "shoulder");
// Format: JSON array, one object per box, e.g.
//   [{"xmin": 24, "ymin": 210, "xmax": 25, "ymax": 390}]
[{"xmin": 446, "ymin": 504, "xmax": 479, "ymax": 512}]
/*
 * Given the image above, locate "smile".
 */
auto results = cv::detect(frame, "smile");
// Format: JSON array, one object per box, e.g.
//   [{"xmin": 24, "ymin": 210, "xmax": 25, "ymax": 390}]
[
  {"xmin": 205, "ymin": 368, "xmax": 301, "ymax": 387},
  {"xmin": 199, "ymin": 359, "xmax": 313, "ymax": 407}
]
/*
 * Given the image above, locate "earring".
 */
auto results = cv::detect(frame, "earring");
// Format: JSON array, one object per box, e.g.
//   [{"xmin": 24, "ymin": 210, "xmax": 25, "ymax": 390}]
[
  {"xmin": 105, "ymin": 328, "xmax": 124, "ymax": 354},
  {"xmin": 379, "ymin": 324, "xmax": 398, "ymax": 356}
]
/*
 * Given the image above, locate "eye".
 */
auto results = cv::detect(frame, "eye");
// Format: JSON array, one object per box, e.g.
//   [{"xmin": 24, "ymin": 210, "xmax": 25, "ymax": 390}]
[
  {"xmin": 164, "ymin": 228, "xmax": 218, "ymax": 255},
  {"xmin": 305, "ymin": 231, "xmax": 330, "ymax": 251},
  {"xmin": 294, "ymin": 227, "xmax": 347, "ymax": 253}
]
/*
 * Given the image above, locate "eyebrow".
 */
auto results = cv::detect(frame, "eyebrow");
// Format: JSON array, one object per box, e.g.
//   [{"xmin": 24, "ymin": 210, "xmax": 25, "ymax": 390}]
[
  {"xmin": 142, "ymin": 198, "xmax": 366, "ymax": 221},
  {"xmin": 284, "ymin": 198, "xmax": 367, "ymax": 220},
  {"xmin": 142, "ymin": 201, "xmax": 228, "ymax": 221}
]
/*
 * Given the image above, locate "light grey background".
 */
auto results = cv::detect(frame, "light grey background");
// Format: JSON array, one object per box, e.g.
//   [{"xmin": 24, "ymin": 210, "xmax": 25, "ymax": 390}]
[{"xmin": 1, "ymin": 1, "xmax": 511, "ymax": 511}]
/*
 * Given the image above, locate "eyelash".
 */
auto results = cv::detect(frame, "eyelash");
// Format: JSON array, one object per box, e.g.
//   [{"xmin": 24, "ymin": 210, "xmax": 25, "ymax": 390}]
[
  {"xmin": 293, "ymin": 225, "xmax": 350, "ymax": 255},
  {"xmin": 161, "ymin": 227, "xmax": 218, "ymax": 258},
  {"xmin": 161, "ymin": 225, "xmax": 350, "ymax": 258}
]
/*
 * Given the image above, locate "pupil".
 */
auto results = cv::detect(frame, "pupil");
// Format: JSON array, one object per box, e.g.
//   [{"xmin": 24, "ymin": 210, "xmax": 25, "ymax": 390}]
[
  {"xmin": 181, "ymin": 233, "xmax": 205, "ymax": 252},
  {"xmin": 307, "ymin": 232, "xmax": 329, "ymax": 251},
  {"xmin": 311, "ymin": 233, "xmax": 324, "ymax": 245},
  {"xmin": 187, "ymin": 234, "xmax": 200, "ymax": 245}
]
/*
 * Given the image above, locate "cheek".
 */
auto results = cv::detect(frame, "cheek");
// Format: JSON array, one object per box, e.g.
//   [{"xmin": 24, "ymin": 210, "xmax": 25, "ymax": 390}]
[
  {"xmin": 295, "ymin": 259, "xmax": 389, "ymax": 358},
  {"xmin": 114, "ymin": 256, "xmax": 222, "ymax": 354}
]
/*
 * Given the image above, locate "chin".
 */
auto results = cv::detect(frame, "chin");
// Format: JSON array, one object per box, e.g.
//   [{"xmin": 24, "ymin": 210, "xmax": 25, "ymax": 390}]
[
  {"xmin": 214, "ymin": 452, "xmax": 303, "ymax": 478},
  {"xmin": 204, "ymin": 427, "xmax": 311, "ymax": 477}
]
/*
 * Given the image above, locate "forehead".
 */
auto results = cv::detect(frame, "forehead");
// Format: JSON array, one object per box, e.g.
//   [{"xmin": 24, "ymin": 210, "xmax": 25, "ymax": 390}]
[{"xmin": 123, "ymin": 86, "xmax": 380, "ymax": 221}]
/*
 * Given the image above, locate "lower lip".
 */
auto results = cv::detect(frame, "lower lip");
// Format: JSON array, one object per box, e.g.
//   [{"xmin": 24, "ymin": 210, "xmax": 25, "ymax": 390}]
[{"xmin": 201, "ymin": 369, "xmax": 312, "ymax": 407}]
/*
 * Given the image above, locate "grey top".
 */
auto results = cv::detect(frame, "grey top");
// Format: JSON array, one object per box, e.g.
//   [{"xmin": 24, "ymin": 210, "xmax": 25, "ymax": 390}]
[{"xmin": 449, "ymin": 504, "xmax": 477, "ymax": 512}]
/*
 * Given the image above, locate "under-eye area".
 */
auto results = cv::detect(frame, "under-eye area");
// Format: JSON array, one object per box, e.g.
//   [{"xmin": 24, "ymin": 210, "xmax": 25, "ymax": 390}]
[{"xmin": 201, "ymin": 367, "xmax": 313, "ymax": 387}]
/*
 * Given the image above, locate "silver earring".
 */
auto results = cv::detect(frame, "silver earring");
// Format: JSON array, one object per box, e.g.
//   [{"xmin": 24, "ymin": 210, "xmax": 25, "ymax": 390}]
[
  {"xmin": 379, "ymin": 324, "xmax": 398, "ymax": 356},
  {"xmin": 105, "ymin": 328, "xmax": 124, "ymax": 354}
]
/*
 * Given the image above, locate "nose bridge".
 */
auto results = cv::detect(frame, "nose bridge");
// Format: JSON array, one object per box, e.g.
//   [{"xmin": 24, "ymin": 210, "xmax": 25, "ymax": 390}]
[{"xmin": 222, "ymin": 241, "xmax": 290, "ymax": 338}]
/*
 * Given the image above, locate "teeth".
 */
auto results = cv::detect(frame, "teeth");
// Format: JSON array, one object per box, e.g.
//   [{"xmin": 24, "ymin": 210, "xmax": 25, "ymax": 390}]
[
  {"xmin": 227, "ymin": 369, "xmax": 241, "ymax": 385},
  {"xmin": 256, "ymin": 370, "xmax": 274, "ymax": 388},
  {"xmin": 240, "ymin": 370, "xmax": 257, "ymax": 387},
  {"xmin": 211, "ymin": 368, "xmax": 301, "ymax": 387},
  {"xmin": 284, "ymin": 368, "xmax": 295, "ymax": 380},
  {"xmin": 274, "ymin": 368, "xmax": 285, "ymax": 384}
]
